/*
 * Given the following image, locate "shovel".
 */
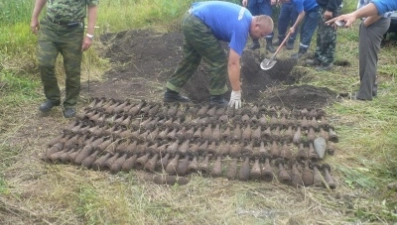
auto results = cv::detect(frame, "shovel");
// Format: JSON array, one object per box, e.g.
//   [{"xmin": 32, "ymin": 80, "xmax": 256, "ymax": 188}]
[{"xmin": 260, "ymin": 30, "xmax": 292, "ymax": 71}]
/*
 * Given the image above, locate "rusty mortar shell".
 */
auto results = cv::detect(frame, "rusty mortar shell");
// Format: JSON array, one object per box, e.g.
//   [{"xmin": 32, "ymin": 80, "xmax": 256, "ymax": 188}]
[
  {"xmin": 302, "ymin": 160, "xmax": 314, "ymax": 186},
  {"xmin": 210, "ymin": 155, "xmax": 223, "ymax": 177},
  {"xmin": 239, "ymin": 157, "xmax": 251, "ymax": 181}
]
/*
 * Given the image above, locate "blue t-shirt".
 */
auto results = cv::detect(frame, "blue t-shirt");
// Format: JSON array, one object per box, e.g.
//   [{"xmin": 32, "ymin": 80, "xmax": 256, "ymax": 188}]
[
  {"xmin": 291, "ymin": 0, "xmax": 318, "ymax": 13},
  {"xmin": 190, "ymin": 1, "xmax": 252, "ymax": 56},
  {"xmin": 371, "ymin": 0, "xmax": 397, "ymax": 14}
]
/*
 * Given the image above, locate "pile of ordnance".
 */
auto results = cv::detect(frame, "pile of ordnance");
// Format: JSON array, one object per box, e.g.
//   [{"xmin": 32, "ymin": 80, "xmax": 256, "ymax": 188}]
[{"xmin": 43, "ymin": 97, "xmax": 338, "ymax": 188}]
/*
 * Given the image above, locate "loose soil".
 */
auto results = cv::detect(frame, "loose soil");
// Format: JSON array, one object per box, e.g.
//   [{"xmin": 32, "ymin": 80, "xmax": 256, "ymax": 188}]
[{"xmin": 85, "ymin": 29, "xmax": 337, "ymax": 109}]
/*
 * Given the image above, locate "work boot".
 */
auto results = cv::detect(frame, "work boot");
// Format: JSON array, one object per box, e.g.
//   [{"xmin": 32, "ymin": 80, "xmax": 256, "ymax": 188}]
[
  {"xmin": 315, "ymin": 63, "xmax": 333, "ymax": 71},
  {"xmin": 266, "ymin": 38, "xmax": 276, "ymax": 53},
  {"xmin": 209, "ymin": 95, "xmax": 228, "ymax": 107},
  {"xmin": 250, "ymin": 39, "xmax": 260, "ymax": 50},
  {"xmin": 273, "ymin": 38, "xmax": 283, "ymax": 46},
  {"xmin": 39, "ymin": 100, "xmax": 60, "ymax": 113},
  {"xmin": 63, "ymin": 108, "xmax": 76, "ymax": 118},
  {"xmin": 291, "ymin": 48, "xmax": 307, "ymax": 59},
  {"xmin": 305, "ymin": 58, "xmax": 321, "ymax": 66},
  {"xmin": 286, "ymin": 42, "xmax": 294, "ymax": 50},
  {"xmin": 163, "ymin": 90, "xmax": 190, "ymax": 103}
]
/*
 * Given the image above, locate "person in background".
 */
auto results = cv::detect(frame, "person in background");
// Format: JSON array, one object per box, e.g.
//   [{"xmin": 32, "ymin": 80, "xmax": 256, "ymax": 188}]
[
  {"xmin": 327, "ymin": 0, "xmax": 397, "ymax": 27},
  {"xmin": 353, "ymin": 0, "xmax": 392, "ymax": 100},
  {"xmin": 306, "ymin": 0, "xmax": 343, "ymax": 71},
  {"xmin": 288, "ymin": 0, "xmax": 320, "ymax": 59},
  {"xmin": 274, "ymin": 0, "xmax": 299, "ymax": 50},
  {"xmin": 242, "ymin": 0, "xmax": 277, "ymax": 53},
  {"xmin": 163, "ymin": 1, "xmax": 273, "ymax": 109},
  {"xmin": 31, "ymin": 0, "xmax": 98, "ymax": 118}
]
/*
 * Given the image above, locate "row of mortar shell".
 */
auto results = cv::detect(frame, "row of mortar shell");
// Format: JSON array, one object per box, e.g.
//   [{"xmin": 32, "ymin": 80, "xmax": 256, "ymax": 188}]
[
  {"xmin": 67, "ymin": 122, "xmax": 337, "ymax": 151},
  {"xmin": 82, "ymin": 110, "xmax": 336, "ymax": 140},
  {"xmin": 80, "ymin": 100, "xmax": 335, "ymax": 137},
  {"xmin": 68, "ymin": 113, "xmax": 340, "ymax": 146},
  {"xmin": 44, "ymin": 135, "xmax": 336, "ymax": 189},
  {"xmin": 64, "ymin": 123, "xmax": 339, "ymax": 148},
  {"xmin": 95, "ymin": 97, "xmax": 325, "ymax": 117},
  {"xmin": 85, "ymin": 97, "xmax": 330, "ymax": 124},
  {"xmin": 129, "ymin": 143, "xmax": 335, "ymax": 188},
  {"xmin": 59, "ymin": 121, "xmax": 337, "ymax": 158},
  {"xmin": 88, "ymin": 97, "xmax": 326, "ymax": 119},
  {"xmin": 45, "ymin": 134, "xmax": 335, "ymax": 173}
]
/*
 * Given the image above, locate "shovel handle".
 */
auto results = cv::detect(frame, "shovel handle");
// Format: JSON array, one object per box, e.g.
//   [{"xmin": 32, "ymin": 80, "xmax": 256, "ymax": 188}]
[{"xmin": 273, "ymin": 30, "xmax": 292, "ymax": 55}]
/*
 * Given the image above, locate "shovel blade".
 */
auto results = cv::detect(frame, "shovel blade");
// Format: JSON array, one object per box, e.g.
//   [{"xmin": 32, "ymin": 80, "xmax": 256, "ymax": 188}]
[{"xmin": 260, "ymin": 58, "xmax": 277, "ymax": 71}]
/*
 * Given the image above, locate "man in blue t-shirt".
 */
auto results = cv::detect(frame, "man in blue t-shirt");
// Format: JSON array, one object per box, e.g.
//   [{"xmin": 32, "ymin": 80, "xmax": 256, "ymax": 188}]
[
  {"xmin": 286, "ymin": 0, "xmax": 320, "ymax": 59},
  {"xmin": 163, "ymin": 1, "xmax": 273, "ymax": 109}
]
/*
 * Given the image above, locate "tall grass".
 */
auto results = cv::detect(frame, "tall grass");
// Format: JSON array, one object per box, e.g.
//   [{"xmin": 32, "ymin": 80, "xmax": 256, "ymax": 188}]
[
  {"xmin": 97, "ymin": 0, "xmax": 193, "ymax": 33},
  {"xmin": 0, "ymin": 0, "xmax": 33, "ymax": 25},
  {"xmin": 0, "ymin": 1, "xmax": 36, "ymax": 64}
]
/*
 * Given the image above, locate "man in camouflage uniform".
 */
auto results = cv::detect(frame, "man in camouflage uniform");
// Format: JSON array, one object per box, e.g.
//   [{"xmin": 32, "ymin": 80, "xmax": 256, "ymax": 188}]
[
  {"xmin": 163, "ymin": 1, "xmax": 273, "ymax": 109},
  {"xmin": 306, "ymin": 0, "xmax": 342, "ymax": 71},
  {"xmin": 30, "ymin": 0, "xmax": 98, "ymax": 118}
]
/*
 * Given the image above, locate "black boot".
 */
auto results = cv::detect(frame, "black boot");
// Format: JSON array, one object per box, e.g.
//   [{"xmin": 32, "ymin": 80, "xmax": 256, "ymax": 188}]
[
  {"xmin": 164, "ymin": 89, "xmax": 190, "ymax": 103},
  {"xmin": 209, "ymin": 95, "xmax": 228, "ymax": 107},
  {"xmin": 291, "ymin": 47, "xmax": 307, "ymax": 59},
  {"xmin": 63, "ymin": 108, "xmax": 76, "ymax": 118},
  {"xmin": 266, "ymin": 38, "xmax": 276, "ymax": 53},
  {"xmin": 250, "ymin": 39, "xmax": 260, "ymax": 50},
  {"xmin": 273, "ymin": 37, "xmax": 283, "ymax": 46},
  {"xmin": 39, "ymin": 100, "xmax": 60, "ymax": 113},
  {"xmin": 286, "ymin": 41, "xmax": 294, "ymax": 50}
]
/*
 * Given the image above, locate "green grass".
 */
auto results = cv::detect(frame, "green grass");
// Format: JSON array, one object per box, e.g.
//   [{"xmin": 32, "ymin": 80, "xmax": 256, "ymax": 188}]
[
  {"xmin": 0, "ymin": 70, "xmax": 41, "ymax": 105},
  {"xmin": 0, "ymin": 0, "xmax": 33, "ymax": 25},
  {"xmin": 0, "ymin": 176, "xmax": 9, "ymax": 195}
]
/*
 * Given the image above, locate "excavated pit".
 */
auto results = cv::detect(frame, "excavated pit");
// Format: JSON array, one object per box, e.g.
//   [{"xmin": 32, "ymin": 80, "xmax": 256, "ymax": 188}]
[{"xmin": 90, "ymin": 29, "xmax": 336, "ymax": 108}]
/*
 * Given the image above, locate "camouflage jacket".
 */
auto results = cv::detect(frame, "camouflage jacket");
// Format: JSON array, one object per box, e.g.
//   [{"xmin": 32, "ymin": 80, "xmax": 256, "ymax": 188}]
[{"xmin": 46, "ymin": 0, "xmax": 99, "ymax": 22}]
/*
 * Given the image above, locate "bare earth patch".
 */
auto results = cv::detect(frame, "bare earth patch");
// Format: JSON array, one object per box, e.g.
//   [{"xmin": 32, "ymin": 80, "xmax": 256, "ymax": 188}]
[{"xmin": 91, "ymin": 29, "xmax": 336, "ymax": 108}]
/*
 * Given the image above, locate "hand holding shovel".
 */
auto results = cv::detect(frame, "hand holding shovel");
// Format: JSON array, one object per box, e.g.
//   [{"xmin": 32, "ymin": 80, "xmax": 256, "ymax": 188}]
[{"xmin": 260, "ymin": 30, "xmax": 292, "ymax": 71}]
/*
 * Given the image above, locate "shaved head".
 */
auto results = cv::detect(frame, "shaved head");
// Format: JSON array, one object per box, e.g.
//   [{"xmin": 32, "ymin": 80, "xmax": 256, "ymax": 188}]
[
  {"xmin": 250, "ymin": 15, "xmax": 274, "ymax": 39},
  {"xmin": 256, "ymin": 15, "xmax": 274, "ymax": 34}
]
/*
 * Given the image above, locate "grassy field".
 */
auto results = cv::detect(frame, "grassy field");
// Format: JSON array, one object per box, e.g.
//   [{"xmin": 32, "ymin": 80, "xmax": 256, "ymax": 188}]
[{"xmin": 1, "ymin": 0, "xmax": 397, "ymax": 224}]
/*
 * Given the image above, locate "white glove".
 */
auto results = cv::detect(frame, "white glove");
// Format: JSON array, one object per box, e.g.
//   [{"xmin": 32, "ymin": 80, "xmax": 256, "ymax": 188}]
[{"xmin": 229, "ymin": 90, "xmax": 242, "ymax": 109}]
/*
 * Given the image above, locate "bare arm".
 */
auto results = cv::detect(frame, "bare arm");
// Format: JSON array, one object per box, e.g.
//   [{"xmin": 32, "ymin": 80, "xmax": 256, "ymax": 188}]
[
  {"xmin": 326, "ymin": 3, "xmax": 379, "ymax": 27},
  {"xmin": 82, "ymin": 5, "xmax": 98, "ymax": 51},
  {"xmin": 86, "ymin": 5, "xmax": 97, "ymax": 37},
  {"xmin": 290, "ymin": 11, "xmax": 305, "ymax": 34},
  {"xmin": 228, "ymin": 48, "xmax": 242, "ymax": 109},
  {"xmin": 228, "ymin": 49, "xmax": 241, "ymax": 91},
  {"xmin": 30, "ymin": 0, "xmax": 47, "ymax": 35}
]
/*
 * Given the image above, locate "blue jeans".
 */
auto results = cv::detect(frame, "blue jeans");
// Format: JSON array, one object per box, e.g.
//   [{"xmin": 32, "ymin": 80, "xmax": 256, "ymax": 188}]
[
  {"xmin": 298, "ymin": 6, "xmax": 320, "ymax": 52},
  {"xmin": 248, "ymin": 0, "xmax": 274, "ymax": 39},
  {"xmin": 277, "ymin": 2, "xmax": 299, "ymax": 45}
]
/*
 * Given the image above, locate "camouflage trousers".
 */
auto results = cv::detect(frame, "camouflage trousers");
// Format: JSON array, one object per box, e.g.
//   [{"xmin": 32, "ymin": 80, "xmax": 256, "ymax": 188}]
[
  {"xmin": 166, "ymin": 11, "xmax": 228, "ymax": 95},
  {"xmin": 37, "ymin": 17, "xmax": 84, "ymax": 108},
  {"xmin": 314, "ymin": 7, "xmax": 339, "ymax": 66}
]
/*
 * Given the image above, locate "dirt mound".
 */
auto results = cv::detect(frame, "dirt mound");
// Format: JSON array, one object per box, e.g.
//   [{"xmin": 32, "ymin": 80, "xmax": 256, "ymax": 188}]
[
  {"xmin": 85, "ymin": 29, "xmax": 336, "ymax": 110},
  {"xmin": 262, "ymin": 85, "xmax": 337, "ymax": 109}
]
